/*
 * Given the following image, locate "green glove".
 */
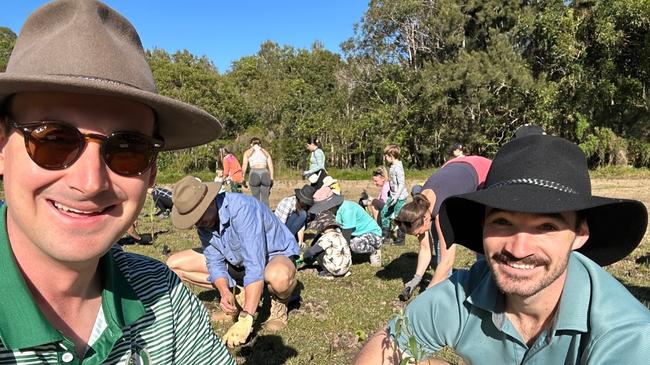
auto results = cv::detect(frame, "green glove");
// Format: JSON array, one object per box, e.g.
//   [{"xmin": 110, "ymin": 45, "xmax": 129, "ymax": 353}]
[{"xmin": 222, "ymin": 312, "xmax": 254, "ymax": 347}]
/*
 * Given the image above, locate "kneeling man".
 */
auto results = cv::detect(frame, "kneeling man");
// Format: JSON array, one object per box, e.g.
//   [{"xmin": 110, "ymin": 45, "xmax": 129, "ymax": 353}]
[
  {"xmin": 169, "ymin": 176, "xmax": 299, "ymax": 347},
  {"xmin": 355, "ymin": 134, "xmax": 649, "ymax": 364}
]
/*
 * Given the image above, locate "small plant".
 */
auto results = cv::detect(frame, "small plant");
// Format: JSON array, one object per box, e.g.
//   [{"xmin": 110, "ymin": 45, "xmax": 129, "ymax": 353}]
[{"xmin": 391, "ymin": 309, "xmax": 429, "ymax": 365}]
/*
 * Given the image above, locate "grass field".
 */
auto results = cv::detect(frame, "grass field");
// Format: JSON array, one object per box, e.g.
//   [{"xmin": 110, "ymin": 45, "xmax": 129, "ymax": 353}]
[{"xmin": 125, "ymin": 177, "xmax": 650, "ymax": 364}]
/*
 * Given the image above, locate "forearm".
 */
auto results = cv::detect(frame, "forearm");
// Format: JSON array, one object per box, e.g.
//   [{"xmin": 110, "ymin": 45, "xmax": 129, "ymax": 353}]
[
  {"xmin": 242, "ymin": 280, "xmax": 264, "ymax": 315},
  {"xmin": 414, "ymin": 232, "xmax": 433, "ymax": 278},
  {"xmin": 213, "ymin": 277, "xmax": 231, "ymax": 297},
  {"xmin": 353, "ymin": 327, "xmax": 402, "ymax": 365},
  {"xmin": 428, "ymin": 218, "xmax": 455, "ymax": 287}
]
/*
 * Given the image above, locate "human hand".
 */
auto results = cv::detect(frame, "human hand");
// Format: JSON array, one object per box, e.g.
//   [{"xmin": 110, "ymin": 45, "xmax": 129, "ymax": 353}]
[
  {"xmin": 270, "ymin": 180, "xmax": 274, "ymax": 189},
  {"xmin": 219, "ymin": 292, "xmax": 237, "ymax": 315},
  {"xmin": 222, "ymin": 314, "xmax": 254, "ymax": 347}
]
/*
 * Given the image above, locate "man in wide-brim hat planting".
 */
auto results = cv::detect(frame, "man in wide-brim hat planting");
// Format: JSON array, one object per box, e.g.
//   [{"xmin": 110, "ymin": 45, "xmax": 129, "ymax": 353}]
[
  {"xmin": 0, "ymin": 0, "xmax": 234, "ymax": 363},
  {"xmin": 355, "ymin": 134, "xmax": 649, "ymax": 364},
  {"xmin": 169, "ymin": 176, "xmax": 300, "ymax": 347}
]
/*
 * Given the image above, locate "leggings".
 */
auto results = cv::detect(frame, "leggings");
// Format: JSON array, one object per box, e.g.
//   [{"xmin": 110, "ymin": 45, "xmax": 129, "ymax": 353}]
[{"xmin": 249, "ymin": 168, "xmax": 272, "ymax": 206}]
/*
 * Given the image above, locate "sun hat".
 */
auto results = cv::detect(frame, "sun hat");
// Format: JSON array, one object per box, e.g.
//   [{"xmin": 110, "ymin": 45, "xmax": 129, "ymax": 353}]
[
  {"xmin": 295, "ymin": 184, "xmax": 316, "ymax": 206},
  {"xmin": 513, "ymin": 124, "xmax": 545, "ymax": 139},
  {"xmin": 308, "ymin": 186, "xmax": 344, "ymax": 215},
  {"xmin": 308, "ymin": 212, "xmax": 341, "ymax": 233},
  {"xmin": 171, "ymin": 176, "xmax": 221, "ymax": 229},
  {"xmin": 438, "ymin": 134, "xmax": 648, "ymax": 266},
  {"xmin": 322, "ymin": 176, "xmax": 338, "ymax": 187},
  {"xmin": 0, "ymin": 0, "xmax": 221, "ymax": 150}
]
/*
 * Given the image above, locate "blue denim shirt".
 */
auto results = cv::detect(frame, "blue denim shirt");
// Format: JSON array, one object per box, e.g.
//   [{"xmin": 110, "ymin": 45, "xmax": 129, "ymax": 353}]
[
  {"xmin": 198, "ymin": 193, "xmax": 299, "ymax": 287},
  {"xmin": 389, "ymin": 252, "xmax": 650, "ymax": 364}
]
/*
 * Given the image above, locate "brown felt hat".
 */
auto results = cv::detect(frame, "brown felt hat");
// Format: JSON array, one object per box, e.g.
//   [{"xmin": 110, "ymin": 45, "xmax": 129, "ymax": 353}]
[
  {"xmin": 171, "ymin": 176, "xmax": 221, "ymax": 229},
  {"xmin": 0, "ymin": 0, "xmax": 221, "ymax": 150}
]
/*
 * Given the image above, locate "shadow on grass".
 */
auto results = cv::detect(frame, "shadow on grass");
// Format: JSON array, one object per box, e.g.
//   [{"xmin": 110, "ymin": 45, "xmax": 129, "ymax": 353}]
[
  {"xmin": 635, "ymin": 254, "xmax": 650, "ymax": 266},
  {"xmin": 375, "ymin": 252, "xmax": 419, "ymax": 282},
  {"xmin": 237, "ymin": 334, "xmax": 298, "ymax": 365}
]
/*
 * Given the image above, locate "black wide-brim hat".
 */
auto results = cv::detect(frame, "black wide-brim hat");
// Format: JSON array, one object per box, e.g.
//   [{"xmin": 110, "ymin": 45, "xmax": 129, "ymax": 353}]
[
  {"xmin": 295, "ymin": 184, "xmax": 316, "ymax": 206},
  {"xmin": 438, "ymin": 134, "xmax": 648, "ymax": 266}
]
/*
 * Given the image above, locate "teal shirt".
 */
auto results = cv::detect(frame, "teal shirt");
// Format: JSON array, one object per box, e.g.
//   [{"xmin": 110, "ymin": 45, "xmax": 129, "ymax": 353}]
[
  {"xmin": 389, "ymin": 252, "xmax": 650, "ymax": 364},
  {"xmin": 336, "ymin": 200, "xmax": 382, "ymax": 236}
]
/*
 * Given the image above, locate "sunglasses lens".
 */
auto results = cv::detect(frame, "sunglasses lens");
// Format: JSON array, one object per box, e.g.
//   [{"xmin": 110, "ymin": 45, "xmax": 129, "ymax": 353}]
[
  {"xmin": 26, "ymin": 123, "xmax": 82, "ymax": 169},
  {"xmin": 104, "ymin": 133, "xmax": 156, "ymax": 176}
]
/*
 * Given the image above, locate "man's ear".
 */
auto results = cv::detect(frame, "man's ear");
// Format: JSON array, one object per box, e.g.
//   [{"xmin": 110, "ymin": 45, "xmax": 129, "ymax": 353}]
[
  {"xmin": 0, "ymin": 123, "xmax": 9, "ymax": 176},
  {"xmin": 148, "ymin": 160, "xmax": 158, "ymax": 188},
  {"xmin": 572, "ymin": 218, "xmax": 590, "ymax": 251}
]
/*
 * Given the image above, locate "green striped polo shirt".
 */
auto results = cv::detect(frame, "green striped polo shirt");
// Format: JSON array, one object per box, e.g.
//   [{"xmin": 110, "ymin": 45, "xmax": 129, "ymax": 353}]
[{"xmin": 0, "ymin": 205, "xmax": 235, "ymax": 365}]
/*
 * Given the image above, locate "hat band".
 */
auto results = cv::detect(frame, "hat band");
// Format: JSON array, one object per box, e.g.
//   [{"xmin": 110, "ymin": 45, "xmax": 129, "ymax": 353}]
[{"xmin": 487, "ymin": 178, "xmax": 578, "ymax": 194}]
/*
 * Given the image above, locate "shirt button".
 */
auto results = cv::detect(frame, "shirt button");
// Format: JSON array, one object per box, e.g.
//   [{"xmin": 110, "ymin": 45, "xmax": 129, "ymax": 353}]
[{"xmin": 61, "ymin": 352, "xmax": 74, "ymax": 363}]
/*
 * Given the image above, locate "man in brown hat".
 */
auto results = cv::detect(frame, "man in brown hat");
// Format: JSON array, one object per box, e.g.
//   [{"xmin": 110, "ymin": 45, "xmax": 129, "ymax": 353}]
[
  {"xmin": 0, "ymin": 1, "xmax": 233, "ymax": 363},
  {"xmin": 354, "ymin": 135, "xmax": 649, "ymax": 364},
  {"xmin": 170, "ymin": 176, "xmax": 300, "ymax": 348}
]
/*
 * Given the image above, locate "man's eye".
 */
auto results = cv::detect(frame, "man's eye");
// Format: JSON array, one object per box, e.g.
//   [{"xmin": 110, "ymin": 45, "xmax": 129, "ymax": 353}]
[
  {"xmin": 539, "ymin": 223, "xmax": 558, "ymax": 232},
  {"xmin": 491, "ymin": 218, "xmax": 511, "ymax": 226}
]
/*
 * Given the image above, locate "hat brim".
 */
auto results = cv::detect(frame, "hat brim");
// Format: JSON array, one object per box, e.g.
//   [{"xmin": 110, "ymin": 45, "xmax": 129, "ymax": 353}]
[
  {"xmin": 439, "ymin": 184, "xmax": 648, "ymax": 266},
  {"xmin": 295, "ymin": 188, "xmax": 314, "ymax": 206},
  {"xmin": 308, "ymin": 195, "xmax": 344, "ymax": 215},
  {"xmin": 0, "ymin": 74, "xmax": 222, "ymax": 150},
  {"xmin": 171, "ymin": 182, "xmax": 221, "ymax": 229}
]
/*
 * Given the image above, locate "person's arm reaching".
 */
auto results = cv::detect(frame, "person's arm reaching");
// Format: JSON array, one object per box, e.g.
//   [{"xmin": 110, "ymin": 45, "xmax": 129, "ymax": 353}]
[{"xmin": 428, "ymin": 216, "xmax": 456, "ymax": 287}]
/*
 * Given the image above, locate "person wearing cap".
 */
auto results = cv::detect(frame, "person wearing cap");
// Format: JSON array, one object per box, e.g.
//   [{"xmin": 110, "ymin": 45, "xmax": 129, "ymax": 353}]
[
  {"xmin": 0, "ymin": 1, "xmax": 234, "ymax": 364},
  {"xmin": 354, "ymin": 134, "xmax": 649, "ymax": 364},
  {"xmin": 302, "ymin": 212, "xmax": 352, "ymax": 279},
  {"xmin": 274, "ymin": 184, "xmax": 316, "ymax": 247},
  {"xmin": 395, "ymin": 152, "xmax": 491, "ymax": 301},
  {"xmin": 310, "ymin": 186, "xmax": 383, "ymax": 267},
  {"xmin": 169, "ymin": 176, "xmax": 300, "ymax": 347}
]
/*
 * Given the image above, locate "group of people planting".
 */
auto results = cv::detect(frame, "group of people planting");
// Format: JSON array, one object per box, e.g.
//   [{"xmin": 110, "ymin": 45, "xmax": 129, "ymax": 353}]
[{"xmin": 1, "ymin": 1, "xmax": 648, "ymax": 364}]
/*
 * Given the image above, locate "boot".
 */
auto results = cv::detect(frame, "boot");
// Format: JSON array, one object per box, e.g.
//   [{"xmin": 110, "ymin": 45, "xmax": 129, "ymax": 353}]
[
  {"xmin": 211, "ymin": 286, "xmax": 245, "ymax": 323},
  {"xmin": 394, "ymin": 227, "xmax": 406, "ymax": 246},
  {"xmin": 382, "ymin": 227, "xmax": 393, "ymax": 245},
  {"xmin": 263, "ymin": 296, "xmax": 289, "ymax": 331}
]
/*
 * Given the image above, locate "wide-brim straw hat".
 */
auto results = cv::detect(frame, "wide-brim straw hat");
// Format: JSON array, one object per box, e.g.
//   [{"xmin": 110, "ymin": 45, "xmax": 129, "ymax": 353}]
[
  {"xmin": 0, "ymin": 0, "xmax": 221, "ymax": 150},
  {"xmin": 438, "ymin": 134, "xmax": 647, "ymax": 266},
  {"xmin": 171, "ymin": 176, "xmax": 221, "ymax": 229}
]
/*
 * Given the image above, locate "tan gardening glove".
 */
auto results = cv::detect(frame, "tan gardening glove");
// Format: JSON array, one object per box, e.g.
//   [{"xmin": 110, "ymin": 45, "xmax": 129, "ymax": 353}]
[{"xmin": 222, "ymin": 313, "xmax": 253, "ymax": 347}]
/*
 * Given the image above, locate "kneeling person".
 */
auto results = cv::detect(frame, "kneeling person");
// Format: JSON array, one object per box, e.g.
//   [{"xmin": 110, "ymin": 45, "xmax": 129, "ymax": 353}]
[
  {"xmin": 354, "ymin": 135, "xmax": 649, "ymax": 364},
  {"xmin": 303, "ymin": 212, "xmax": 352, "ymax": 279},
  {"xmin": 169, "ymin": 176, "xmax": 300, "ymax": 347}
]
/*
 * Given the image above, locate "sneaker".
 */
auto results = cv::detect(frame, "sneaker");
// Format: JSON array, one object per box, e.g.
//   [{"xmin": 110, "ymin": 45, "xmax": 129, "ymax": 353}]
[
  {"xmin": 370, "ymin": 249, "xmax": 382, "ymax": 267},
  {"xmin": 263, "ymin": 296, "xmax": 288, "ymax": 332},
  {"xmin": 318, "ymin": 270, "xmax": 335, "ymax": 280}
]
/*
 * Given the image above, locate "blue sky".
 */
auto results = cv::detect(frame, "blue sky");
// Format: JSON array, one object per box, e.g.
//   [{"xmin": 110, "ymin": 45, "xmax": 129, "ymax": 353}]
[{"xmin": 1, "ymin": 1, "xmax": 369, "ymax": 73}]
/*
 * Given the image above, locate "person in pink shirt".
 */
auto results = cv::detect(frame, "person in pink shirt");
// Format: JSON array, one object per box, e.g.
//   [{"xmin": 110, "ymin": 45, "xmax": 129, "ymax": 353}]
[
  {"xmin": 359, "ymin": 166, "xmax": 390, "ymax": 223},
  {"xmin": 219, "ymin": 147, "xmax": 244, "ymax": 192}
]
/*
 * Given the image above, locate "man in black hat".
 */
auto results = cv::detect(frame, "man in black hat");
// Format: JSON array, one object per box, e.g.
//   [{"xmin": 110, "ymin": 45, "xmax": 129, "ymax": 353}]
[
  {"xmin": 354, "ymin": 134, "xmax": 649, "ymax": 364},
  {"xmin": 274, "ymin": 184, "xmax": 316, "ymax": 248}
]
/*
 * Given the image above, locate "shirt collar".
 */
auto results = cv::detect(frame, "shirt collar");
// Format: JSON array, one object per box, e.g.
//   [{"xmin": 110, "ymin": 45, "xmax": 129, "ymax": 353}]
[
  {"xmin": 0, "ymin": 204, "xmax": 145, "ymax": 349},
  {"xmin": 465, "ymin": 253, "xmax": 590, "ymax": 333}
]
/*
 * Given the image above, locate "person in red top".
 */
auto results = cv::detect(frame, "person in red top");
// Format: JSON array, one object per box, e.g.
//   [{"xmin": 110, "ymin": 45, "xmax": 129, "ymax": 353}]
[
  {"xmin": 219, "ymin": 147, "xmax": 244, "ymax": 192},
  {"xmin": 396, "ymin": 147, "xmax": 492, "ymax": 301}
]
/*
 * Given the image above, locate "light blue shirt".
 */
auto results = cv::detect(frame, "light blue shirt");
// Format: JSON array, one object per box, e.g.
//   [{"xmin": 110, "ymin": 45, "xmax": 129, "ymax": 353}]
[
  {"xmin": 336, "ymin": 200, "xmax": 382, "ymax": 236},
  {"xmin": 389, "ymin": 252, "xmax": 650, "ymax": 364},
  {"xmin": 198, "ymin": 193, "xmax": 299, "ymax": 287},
  {"xmin": 304, "ymin": 148, "xmax": 325, "ymax": 175}
]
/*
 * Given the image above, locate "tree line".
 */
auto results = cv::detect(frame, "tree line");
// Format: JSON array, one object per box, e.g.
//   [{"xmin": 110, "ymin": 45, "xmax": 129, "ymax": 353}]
[{"xmin": 2, "ymin": 0, "xmax": 650, "ymax": 174}]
